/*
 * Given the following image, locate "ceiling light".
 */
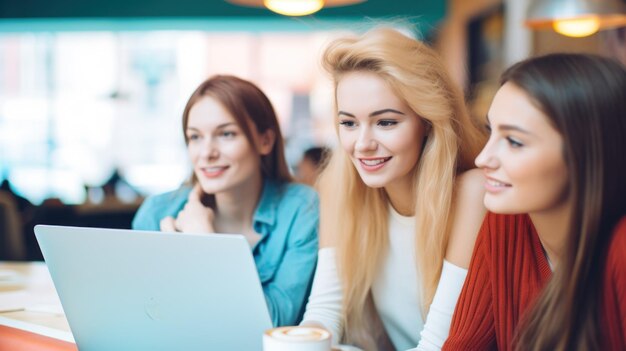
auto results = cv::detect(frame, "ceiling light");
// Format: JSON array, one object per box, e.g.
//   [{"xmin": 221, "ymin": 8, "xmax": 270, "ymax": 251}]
[
  {"xmin": 552, "ymin": 16, "xmax": 600, "ymax": 37},
  {"xmin": 226, "ymin": 0, "xmax": 366, "ymax": 17},
  {"xmin": 264, "ymin": 0, "xmax": 324, "ymax": 16},
  {"xmin": 526, "ymin": 0, "xmax": 626, "ymax": 38}
]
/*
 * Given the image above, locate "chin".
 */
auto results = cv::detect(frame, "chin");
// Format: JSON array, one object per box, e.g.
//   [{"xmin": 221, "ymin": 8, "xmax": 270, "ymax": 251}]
[
  {"xmin": 484, "ymin": 199, "xmax": 521, "ymax": 214},
  {"xmin": 359, "ymin": 178, "xmax": 387, "ymax": 189},
  {"xmin": 197, "ymin": 180, "xmax": 223, "ymax": 194}
]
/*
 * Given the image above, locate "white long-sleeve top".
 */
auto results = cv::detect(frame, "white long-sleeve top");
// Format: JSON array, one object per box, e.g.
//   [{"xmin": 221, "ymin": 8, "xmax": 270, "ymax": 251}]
[
  {"xmin": 371, "ymin": 206, "xmax": 422, "ymax": 349},
  {"xmin": 302, "ymin": 206, "xmax": 467, "ymax": 350}
]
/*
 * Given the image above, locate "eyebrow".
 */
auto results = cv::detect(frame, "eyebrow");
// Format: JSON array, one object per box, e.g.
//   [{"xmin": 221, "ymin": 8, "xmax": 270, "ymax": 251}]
[
  {"xmin": 499, "ymin": 125, "xmax": 531, "ymax": 134},
  {"xmin": 186, "ymin": 122, "xmax": 237, "ymax": 131},
  {"xmin": 338, "ymin": 108, "xmax": 406, "ymax": 118},
  {"xmin": 485, "ymin": 115, "xmax": 531, "ymax": 134}
]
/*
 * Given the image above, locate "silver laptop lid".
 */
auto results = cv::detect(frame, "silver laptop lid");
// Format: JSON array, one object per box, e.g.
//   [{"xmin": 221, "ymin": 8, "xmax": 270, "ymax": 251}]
[{"xmin": 34, "ymin": 224, "xmax": 272, "ymax": 351}]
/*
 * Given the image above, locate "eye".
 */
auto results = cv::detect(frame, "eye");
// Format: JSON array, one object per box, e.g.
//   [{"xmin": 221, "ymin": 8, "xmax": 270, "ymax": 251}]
[
  {"xmin": 506, "ymin": 136, "xmax": 523, "ymax": 148},
  {"xmin": 485, "ymin": 124, "xmax": 492, "ymax": 133},
  {"xmin": 339, "ymin": 120, "xmax": 356, "ymax": 128},
  {"xmin": 216, "ymin": 129, "xmax": 239, "ymax": 139},
  {"xmin": 377, "ymin": 119, "xmax": 398, "ymax": 127},
  {"xmin": 187, "ymin": 133, "xmax": 200, "ymax": 141}
]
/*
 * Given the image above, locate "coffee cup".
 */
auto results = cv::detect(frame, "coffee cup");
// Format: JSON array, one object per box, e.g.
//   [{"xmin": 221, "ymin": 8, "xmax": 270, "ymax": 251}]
[{"xmin": 263, "ymin": 326, "xmax": 331, "ymax": 351}]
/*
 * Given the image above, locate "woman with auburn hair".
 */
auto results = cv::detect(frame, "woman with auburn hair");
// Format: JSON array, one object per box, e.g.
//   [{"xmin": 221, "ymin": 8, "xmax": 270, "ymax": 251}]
[
  {"xmin": 443, "ymin": 53, "xmax": 626, "ymax": 350},
  {"xmin": 133, "ymin": 75, "xmax": 319, "ymax": 327},
  {"xmin": 300, "ymin": 27, "xmax": 487, "ymax": 350}
]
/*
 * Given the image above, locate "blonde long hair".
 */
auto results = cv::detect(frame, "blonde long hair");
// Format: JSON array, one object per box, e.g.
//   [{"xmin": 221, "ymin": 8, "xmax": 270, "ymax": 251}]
[{"xmin": 317, "ymin": 27, "xmax": 484, "ymax": 349}]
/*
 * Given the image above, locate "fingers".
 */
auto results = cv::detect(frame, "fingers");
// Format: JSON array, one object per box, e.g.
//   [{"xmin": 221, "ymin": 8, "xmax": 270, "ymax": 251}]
[
  {"xmin": 159, "ymin": 216, "xmax": 177, "ymax": 232},
  {"xmin": 175, "ymin": 203, "xmax": 216, "ymax": 233},
  {"xmin": 188, "ymin": 184, "xmax": 205, "ymax": 204}
]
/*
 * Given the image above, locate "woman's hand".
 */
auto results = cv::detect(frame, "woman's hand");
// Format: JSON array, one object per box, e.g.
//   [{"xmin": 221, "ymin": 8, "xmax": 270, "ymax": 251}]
[
  {"xmin": 159, "ymin": 216, "xmax": 177, "ymax": 232},
  {"xmin": 160, "ymin": 186, "xmax": 215, "ymax": 233}
]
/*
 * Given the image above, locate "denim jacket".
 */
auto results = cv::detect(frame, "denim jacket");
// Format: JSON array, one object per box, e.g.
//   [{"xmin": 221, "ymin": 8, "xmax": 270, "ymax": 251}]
[{"xmin": 132, "ymin": 179, "xmax": 319, "ymax": 326}]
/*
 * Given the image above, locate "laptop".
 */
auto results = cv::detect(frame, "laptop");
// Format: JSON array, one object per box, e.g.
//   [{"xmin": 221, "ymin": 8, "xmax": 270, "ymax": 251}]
[{"xmin": 34, "ymin": 224, "xmax": 273, "ymax": 351}]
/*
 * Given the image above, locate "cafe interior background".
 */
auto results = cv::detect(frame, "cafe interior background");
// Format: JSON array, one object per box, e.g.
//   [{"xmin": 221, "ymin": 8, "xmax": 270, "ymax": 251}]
[{"xmin": 1, "ymin": 0, "xmax": 625, "ymax": 260}]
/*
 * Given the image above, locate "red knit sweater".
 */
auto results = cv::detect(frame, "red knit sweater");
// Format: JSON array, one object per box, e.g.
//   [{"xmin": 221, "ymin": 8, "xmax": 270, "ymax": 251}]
[{"xmin": 442, "ymin": 213, "xmax": 626, "ymax": 350}]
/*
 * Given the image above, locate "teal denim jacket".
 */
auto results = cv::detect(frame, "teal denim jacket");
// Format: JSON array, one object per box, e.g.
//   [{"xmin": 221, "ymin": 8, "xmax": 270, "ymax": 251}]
[{"xmin": 132, "ymin": 180, "xmax": 319, "ymax": 326}]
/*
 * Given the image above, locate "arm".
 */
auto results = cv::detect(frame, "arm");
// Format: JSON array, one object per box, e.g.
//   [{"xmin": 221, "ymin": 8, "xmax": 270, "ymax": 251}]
[
  {"xmin": 132, "ymin": 196, "xmax": 162, "ymax": 230},
  {"xmin": 413, "ymin": 169, "xmax": 486, "ymax": 350},
  {"xmin": 442, "ymin": 216, "xmax": 496, "ymax": 350},
  {"xmin": 445, "ymin": 169, "xmax": 486, "ymax": 269},
  {"xmin": 301, "ymin": 247, "xmax": 344, "ymax": 345},
  {"xmin": 413, "ymin": 261, "xmax": 467, "ymax": 351},
  {"xmin": 262, "ymin": 199, "xmax": 320, "ymax": 327}
]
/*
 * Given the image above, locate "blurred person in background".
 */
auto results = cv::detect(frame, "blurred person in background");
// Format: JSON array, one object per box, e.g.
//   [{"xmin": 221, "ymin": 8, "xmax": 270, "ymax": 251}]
[{"xmin": 296, "ymin": 146, "xmax": 331, "ymax": 187}]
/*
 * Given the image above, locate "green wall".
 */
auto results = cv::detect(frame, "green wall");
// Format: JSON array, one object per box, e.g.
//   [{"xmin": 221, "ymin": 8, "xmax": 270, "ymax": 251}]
[{"xmin": 0, "ymin": 0, "xmax": 446, "ymax": 32}]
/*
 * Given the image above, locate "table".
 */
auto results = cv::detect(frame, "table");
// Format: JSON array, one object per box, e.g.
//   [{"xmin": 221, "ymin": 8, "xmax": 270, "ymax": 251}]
[
  {"xmin": 0, "ymin": 262, "xmax": 76, "ymax": 350},
  {"xmin": 0, "ymin": 262, "xmax": 360, "ymax": 351}
]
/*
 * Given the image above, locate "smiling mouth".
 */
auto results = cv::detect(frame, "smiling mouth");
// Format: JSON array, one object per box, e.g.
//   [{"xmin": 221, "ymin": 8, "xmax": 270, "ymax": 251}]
[
  {"xmin": 360, "ymin": 157, "xmax": 391, "ymax": 166},
  {"xmin": 200, "ymin": 166, "xmax": 229, "ymax": 177},
  {"xmin": 486, "ymin": 178, "xmax": 511, "ymax": 187},
  {"xmin": 358, "ymin": 157, "xmax": 392, "ymax": 170}
]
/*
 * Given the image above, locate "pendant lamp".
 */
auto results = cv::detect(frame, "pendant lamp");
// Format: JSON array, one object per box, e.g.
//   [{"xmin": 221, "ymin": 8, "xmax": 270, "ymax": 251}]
[
  {"xmin": 526, "ymin": 0, "xmax": 626, "ymax": 37},
  {"xmin": 226, "ymin": 0, "xmax": 366, "ymax": 17}
]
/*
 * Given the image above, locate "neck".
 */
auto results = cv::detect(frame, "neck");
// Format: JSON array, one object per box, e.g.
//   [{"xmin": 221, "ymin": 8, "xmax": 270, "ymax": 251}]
[
  {"xmin": 213, "ymin": 173, "xmax": 263, "ymax": 234},
  {"xmin": 384, "ymin": 179, "xmax": 414, "ymax": 217},
  {"xmin": 529, "ymin": 200, "xmax": 573, "ymax": 267}
]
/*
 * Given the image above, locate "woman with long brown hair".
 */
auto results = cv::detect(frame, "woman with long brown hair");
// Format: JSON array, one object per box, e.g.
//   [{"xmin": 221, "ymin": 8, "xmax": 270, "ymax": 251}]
[
  {"xmin": 443, "ymin": 53, "xmax": 626, "ymax": 350},
  {"xmin": 133, "ymin": 75, "xmax": 319, "ymax": 327}
]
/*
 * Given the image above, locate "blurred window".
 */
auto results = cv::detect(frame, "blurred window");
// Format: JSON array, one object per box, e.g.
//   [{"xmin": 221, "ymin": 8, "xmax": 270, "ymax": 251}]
[{"xmin": 0, "ymin": 30, "xmax": 342, "ymax": 204}]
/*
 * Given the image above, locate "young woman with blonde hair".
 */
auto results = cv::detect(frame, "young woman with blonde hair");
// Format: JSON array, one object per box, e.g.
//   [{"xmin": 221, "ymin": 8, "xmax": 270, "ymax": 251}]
[{"xmin": 300, "ymin": 27, "xmax": 487, "ymax": 350}]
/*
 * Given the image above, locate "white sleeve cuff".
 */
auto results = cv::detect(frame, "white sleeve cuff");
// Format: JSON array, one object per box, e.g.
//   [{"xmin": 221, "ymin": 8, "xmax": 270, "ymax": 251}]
[
  {"xmin": 413, "ymin": 260, "xmax": 467, "ymax": 351},
  {"xmin": 301, "ymin": 247, "xmax": 344, "ymax": 344}
]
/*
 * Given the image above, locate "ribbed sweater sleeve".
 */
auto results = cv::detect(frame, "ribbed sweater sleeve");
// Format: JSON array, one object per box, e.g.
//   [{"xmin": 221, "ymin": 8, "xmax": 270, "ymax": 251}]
[
  {"xmin": 442, "ymin": 214, "xmax": 496, "ymax": 350},
  {"xmin": 443, "ymin": 213, "xmax": 549, "ymax": 351},
  {"xmin": 443, "ymin": 213, "xmax": 626, "ymax": 350}
]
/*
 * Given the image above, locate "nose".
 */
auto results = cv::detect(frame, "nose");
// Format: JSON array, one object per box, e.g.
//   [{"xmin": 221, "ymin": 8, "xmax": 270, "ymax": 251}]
[
  {"xmin": 199, "ymin": 138, "xmax": 219, "ymax": 160},
  {"xmin": 355, "ymin": 127, "xmax": 377, "ymax": 153},
  {"xmin": 475, "ymin": 137, "xmax": 498, "ymax": 170}
]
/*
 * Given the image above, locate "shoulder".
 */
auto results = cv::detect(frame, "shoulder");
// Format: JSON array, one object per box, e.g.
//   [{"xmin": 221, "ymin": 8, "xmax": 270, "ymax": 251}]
[
  {"xmin": 259, "ymin": 180, "xmax": 319, "ymax": 226},
  {"xmin": 480, "ymin": 212, "xmax": 534, "ymax": 238},
  {"xmin": 465, "ymin": 212, "xmax": 534, "ymax": 249},
  {"xmin": 265, "ymin": 182, "xmax": 319, "ymax": 245},
  {"xmin": 454, "ymin": 168, "xmax": 486, "ymax": 201},
  {"xmin": 282, "ymin": 182, "xmax": 318, "ymax": 201},
  {"xmin": 446, "ymin": 169, "xmax": 488, "ymax": 268},
  {"xmin": 476, "ymin": 212, "xmax": 537, "ymax": 257},
  {"xmin": 141, "ymin": 187, "xmax": 191, "ymax": 210},
  {"xmin": 132, "ymin": 187, "xmax": 191, "ymax": 230},
  {"xmin": 451, "ymin": 169, "xmax": 487, "ymax": 234},
  {"xmin": 274, "ymin": 181, "xmax": 319, "ymax": 213}
]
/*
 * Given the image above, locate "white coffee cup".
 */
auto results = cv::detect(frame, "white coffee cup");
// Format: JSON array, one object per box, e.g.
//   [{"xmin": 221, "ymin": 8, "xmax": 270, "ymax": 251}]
[{"xmin": 263, "ymin": 326, "xmax": 332, "ymax": 351}]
